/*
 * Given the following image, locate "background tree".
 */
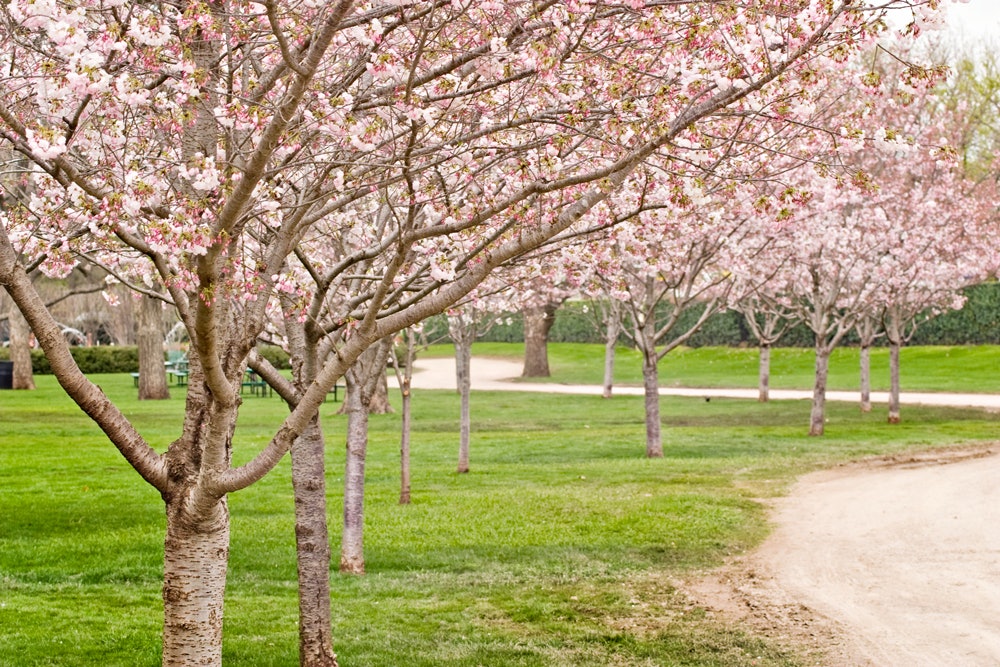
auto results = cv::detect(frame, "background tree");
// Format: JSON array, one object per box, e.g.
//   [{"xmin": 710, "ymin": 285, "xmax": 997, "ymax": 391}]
[
  {"xmin": 340, "ymin": 337, "xmax": 393, "ymax": 575},
  {"xmin": 734, "ymin": 292, "xmax": 800, "ymax": 403},
  {"xmin": 135, "ymin": 293, "xmax": 171, "ymax": 400}
]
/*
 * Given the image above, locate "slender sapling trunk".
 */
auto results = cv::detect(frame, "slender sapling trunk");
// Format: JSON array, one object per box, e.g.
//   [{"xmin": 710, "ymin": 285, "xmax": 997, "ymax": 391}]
[
  {"xmin": 757, "ymin": 343, "xmax": 771, "ymax": 403},
  {"xmin": 340, "ymin": 383, "xmax": 368, "ymax": 575},
  {"xmin": 810, "ymin": 343, "xmax": 831, "ymax": 436},
  {"xmin": 888, "ymin": 340, "xmax": 901, "ymax": 424},
  {"xmin": 859, "ymin": 344, "xmax": 872, "ymax": 413},
  {"xmin": 455, "ymin": 336, "xmax": 472, "ymax": 473},
  {"xmin": 641, "ymin": 350, "xmax": 663, "ymax": 458}
]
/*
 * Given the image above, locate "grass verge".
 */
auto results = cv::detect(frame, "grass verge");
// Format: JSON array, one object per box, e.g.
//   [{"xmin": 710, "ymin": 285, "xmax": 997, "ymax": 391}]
[
  {"xmin": 450, "ymin": 342, "xmax": 1000, "ymax": 393},
  {"xmin": 1, "ymin": 370, "xmax": 997, "ymax": 665}
]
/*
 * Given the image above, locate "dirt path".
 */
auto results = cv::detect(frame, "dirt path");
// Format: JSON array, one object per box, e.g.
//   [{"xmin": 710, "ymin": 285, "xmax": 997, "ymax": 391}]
[
  {"xmin": 406, "ymin": 356, "xmax": 1000, "ymax": 409},
  {"xmin": 409, "ymin": 357, "xmax": 1000, "ymax": 665},
  {"xmin": 692, "ymin": 447, "xmax": 1000, "ymax": 666}
]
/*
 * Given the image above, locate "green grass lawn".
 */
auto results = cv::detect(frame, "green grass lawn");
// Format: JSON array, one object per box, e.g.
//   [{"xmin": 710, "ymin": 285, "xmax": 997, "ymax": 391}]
[
  {"xmin": 1, "ymin": 366, "xmax": 999, "ymax": 666},
  {"xmin": 447, "ymin": 342, "xmax": 1000, "ymax": 393}
]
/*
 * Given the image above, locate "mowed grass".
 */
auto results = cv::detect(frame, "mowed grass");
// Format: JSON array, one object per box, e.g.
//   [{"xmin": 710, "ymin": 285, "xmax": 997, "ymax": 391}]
[
  {"xmin": 453, "ymin": 342, "xmax": 1000, "ymax": 393},
  {"xmin": 1, "ymin": 363, "xmax": 999, "ymax": 666}
]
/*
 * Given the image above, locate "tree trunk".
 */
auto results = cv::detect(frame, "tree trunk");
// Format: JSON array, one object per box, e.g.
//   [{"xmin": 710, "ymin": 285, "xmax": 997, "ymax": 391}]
[
  {"xmin": 888, "ymin": 340, "xmax": 901, "ymax": 424},
  {"xmin": 455, "ymin": 336, "xmax": 472, "ymax": 473},
  {"xmin": 338, "ymin": 369, "xmax": 392, "ymax": 415},
  {"xmin": 757, "ymin": 344, "xmax": 770, "ymax": 403},
  {"xmin": 810, "ymin": 344, "xmax": 831, "ymax": 436},
  {"xmin": 138, "ymin": 294, "xmax": 171, "ymax": 400},
  {"xmin": 521, "ymin": 301, "xmax": 559, "ymax": 377},
  {"xmin": 339, "ymin": 339, "xmax": 391, "ymax": 575},
  {"xmin": 399, "ymin": 374, "xmax": 412, "ymax": 504},
  {"xmin": 367, "ymin": 370, "xmax": 393, "ymax": 414},
  {"xmin": 9, "ymin": 307, "xmax": 34, "ymax": 390},
  {"xmin": 641, "ymin": 351, "xmax": 662, "ymax": 458},
  {"xmin": 290, "ymin": 417, "xmax": 339, "ymax": 667},
  {"xmin": 340, "ymin": 381, "xmax": 368, "ymax": 575},
  {"xmin": 859, "ymin": 344, "xmax": 872, "ymax": 413},
  {"xmin": 162, "ymin": 498, "xmax": 229, "ymax": 667},
  {"xmin": 602, "ymin": 305, "xmax": 619, "ymax": 399},
  {"xmin": 395, "ymin": 330, "xmax": 417, "ymax": 505}
]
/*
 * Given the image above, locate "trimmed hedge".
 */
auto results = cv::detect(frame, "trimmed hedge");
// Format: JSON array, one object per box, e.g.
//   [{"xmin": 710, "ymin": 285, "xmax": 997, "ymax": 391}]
[
  {"xmin": 0, "ymin": 346, "xmax": 139, "ymax": 374},
  {"xmin": 3, "ymin": 284, "xmax": 997, "ymax": 373},
  {"xmin": 257, "ymin": 345, "xmax": 291, "ymax": 370},
  {"xmin": 0, "ymin": 344, "xmax": 294, "ymax": 375},
  {"xmin": 424, "ymin": 283, "xmax": 1000, "ymax": 348}
]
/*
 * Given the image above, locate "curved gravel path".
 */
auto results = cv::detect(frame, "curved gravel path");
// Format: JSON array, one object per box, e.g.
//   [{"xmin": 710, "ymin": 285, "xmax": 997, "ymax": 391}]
[{"xmin": 406, "ymin": 356, "xmax": 1000, "ymax": 665}]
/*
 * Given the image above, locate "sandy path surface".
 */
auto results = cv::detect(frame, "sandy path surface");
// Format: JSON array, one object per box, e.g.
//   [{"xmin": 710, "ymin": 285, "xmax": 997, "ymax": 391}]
[
  {"xmin": 409, "ymin": 356, "xmax": 1000, "ymax": 665},
  {"xmin": 743, "ymin": 449, "xmax": 1000, "ymax": 666},
  {"xmin": 406, "ymin": 356, "xmax": 1000, "ymax": 410}
]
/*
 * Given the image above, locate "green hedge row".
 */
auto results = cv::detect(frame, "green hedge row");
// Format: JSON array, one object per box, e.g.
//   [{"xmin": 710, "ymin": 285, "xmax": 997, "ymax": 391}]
[
  {"xmin": 425, "ymin": 283, "xmax": 1000, "ymax": 348},
  {"xmin": 0, "ymin": 345, "xmax": 292, "ymax": 375},
  {"xmin": 0, "ymin": 346, "xmax": 139, "ymax": 374},
  {"xmin": 4, "ymin": 283, "xmax": 997, "ymax": 373}
]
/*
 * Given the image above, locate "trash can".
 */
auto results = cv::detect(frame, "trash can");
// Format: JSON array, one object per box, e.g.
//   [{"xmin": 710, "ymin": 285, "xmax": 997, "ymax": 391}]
[{"xmin": 0, "ymin": 360, "xmax": 13, "ymax": 389}]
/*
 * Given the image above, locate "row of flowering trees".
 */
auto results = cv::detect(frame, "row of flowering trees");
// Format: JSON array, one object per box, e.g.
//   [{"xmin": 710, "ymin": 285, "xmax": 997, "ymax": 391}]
[{"xmin": 0, "ymin": 1, "xmax": 993, "ymax": 666}]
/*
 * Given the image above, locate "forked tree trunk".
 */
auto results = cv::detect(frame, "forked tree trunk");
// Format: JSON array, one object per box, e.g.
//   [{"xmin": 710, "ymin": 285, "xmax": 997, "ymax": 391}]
[
  {"xmin": 162, "ymin": 497, "xmax": 229, "ymax": 667},
  {"xmin": 455, "ymin": 336, "xmax": 472, "ymax": 473},
  {"xmin": 888, "ymin": 341, "xmax": 901, "ymax": 424},
  {"xmin": 757, "ymin": 344, "xmax": 770, "ymax": 403},
  {"xmin": 810, "ymin": 344, "xmax": 831, "ymax": 436},
  {"xmin": 641, "ymin": 350, "xmax": 662, "ymax": 458},
  {"xmin": 341, "ymin": 380, "xmax": 368, "ymax": 575},
  {"xmin": 137, "ymin": 294, "xmax": 170, "ymax": 400},
  {"xmin": 337, "ymin": 368, "xmax": 392, "ymax": 415},
  {"xmin": 290, "ymin": 417, "xmax": 338, "ymax": 666},
  {"xmin": 859, "ymin": 344, "xmax": 872, "ymax": 413},
  {"xmin": 9, "ymin": 307, "xmax": 34, "ymax": 390},
  {"xmin": 522, "ymin": 301, "xmax": 559, "ymax": 377}
]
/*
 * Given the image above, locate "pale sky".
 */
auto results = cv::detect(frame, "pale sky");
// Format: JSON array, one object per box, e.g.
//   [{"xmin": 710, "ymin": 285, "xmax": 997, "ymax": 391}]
[{"xmin": 944, "ymin": 0, "xmax": 1000, "ymax": 42}]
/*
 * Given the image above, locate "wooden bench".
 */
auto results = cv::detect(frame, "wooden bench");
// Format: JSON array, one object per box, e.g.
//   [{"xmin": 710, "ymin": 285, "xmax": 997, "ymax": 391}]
[
  {"xmin": 167, "ymin": 369, "xmax": 189, "ymax": 385},
  {"xmin": 241, "ymin": 370, "xmax": 272, "ymax": 397}
]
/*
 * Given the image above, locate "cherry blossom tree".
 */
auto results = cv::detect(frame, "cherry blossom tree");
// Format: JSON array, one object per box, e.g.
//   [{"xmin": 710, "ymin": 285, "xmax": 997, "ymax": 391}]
[
  {"xmin": 734, "ymin": 291, "xmax": 800, "ymax": 403},
  {"xmin": 853, "ymin": 312, "xmax": 883, "ymax": 412},
  {"xmin": 0, "ymin": 1, "xmax": 947, "ymax": 664},
  {"xmin": 593, "ymin": 182, "xmax": 772, "ymax": 457}
]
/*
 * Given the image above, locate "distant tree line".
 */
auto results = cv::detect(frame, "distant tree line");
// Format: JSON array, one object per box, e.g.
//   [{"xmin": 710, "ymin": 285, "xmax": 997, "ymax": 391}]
[{"xmin": 425, "ymin": 283, "xmax": 1000, "ymax": 348}]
